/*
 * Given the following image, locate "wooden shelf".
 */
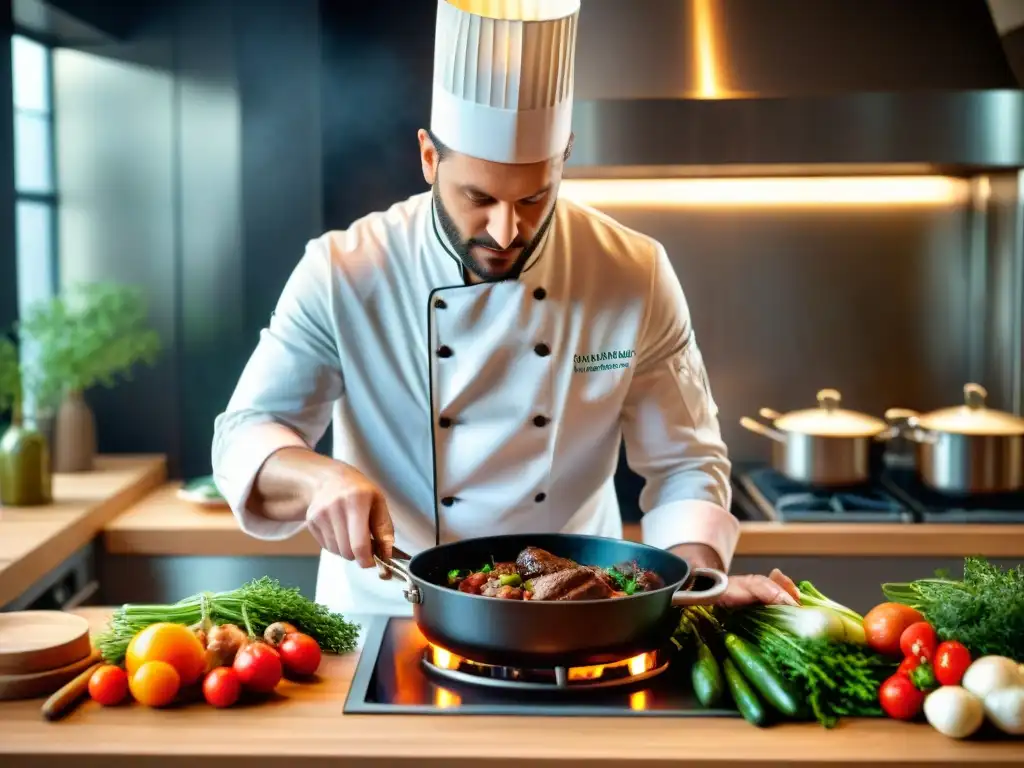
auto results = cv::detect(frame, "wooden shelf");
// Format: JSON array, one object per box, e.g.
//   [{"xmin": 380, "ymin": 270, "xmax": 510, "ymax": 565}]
[
  {"xmin": 104, "ymin": 481, "xmax": 1024, "ymax": 558},
  {"xmin": 0, "ymin": 456, "xmax": 167, "ymax": 607}
]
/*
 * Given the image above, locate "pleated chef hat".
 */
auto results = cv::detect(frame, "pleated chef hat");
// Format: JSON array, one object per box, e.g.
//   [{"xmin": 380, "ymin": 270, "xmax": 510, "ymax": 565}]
[{"xmin": 430, "ymin": 0, "xmax": 580, "ymax": 165}]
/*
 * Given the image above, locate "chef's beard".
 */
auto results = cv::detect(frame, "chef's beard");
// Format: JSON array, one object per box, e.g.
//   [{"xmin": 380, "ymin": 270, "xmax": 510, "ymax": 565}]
[{"xmin": 432, "ymin": 181, "xmax": 555, "ymax": 283}]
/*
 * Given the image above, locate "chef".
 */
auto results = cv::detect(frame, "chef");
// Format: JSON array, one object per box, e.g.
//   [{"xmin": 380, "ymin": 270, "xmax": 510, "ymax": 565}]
[{"xmin": 211, "ymin": 0, "xmax": 799, "ymax": 634}]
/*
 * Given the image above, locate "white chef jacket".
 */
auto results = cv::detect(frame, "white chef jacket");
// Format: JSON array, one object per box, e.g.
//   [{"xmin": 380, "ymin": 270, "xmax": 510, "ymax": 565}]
[{"xmin": 211, "ymin": 190, "xmax": 739, "ymax": 623}]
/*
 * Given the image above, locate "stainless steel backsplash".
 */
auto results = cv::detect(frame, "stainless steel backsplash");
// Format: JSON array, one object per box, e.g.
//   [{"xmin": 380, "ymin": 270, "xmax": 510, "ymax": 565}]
[{"xmin": 588, "ymin": 198, "xmax": 984, "ymax": 463}]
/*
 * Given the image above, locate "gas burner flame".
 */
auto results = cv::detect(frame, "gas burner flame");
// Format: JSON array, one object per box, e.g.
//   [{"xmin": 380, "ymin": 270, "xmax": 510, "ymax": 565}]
[{"xmin": 425, "ymin": 642, "xmax": 661, "ymax": 687}]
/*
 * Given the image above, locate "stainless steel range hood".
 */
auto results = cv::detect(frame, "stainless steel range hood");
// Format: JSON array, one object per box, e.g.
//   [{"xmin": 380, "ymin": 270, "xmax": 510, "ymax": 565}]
[{"xmin": 566, "ymin": 0, "xmax": 1024, "ymax": 177}]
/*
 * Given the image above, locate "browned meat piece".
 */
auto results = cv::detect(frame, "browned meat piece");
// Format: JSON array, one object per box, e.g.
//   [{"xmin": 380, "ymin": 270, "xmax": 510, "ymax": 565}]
[
  {"xmin": 636, "ymin": 569, "xmax": 665, "ymax": 591},
  {"xmin": 516, "ymin": 547, "xmax": 577, "ymax": 580},
  {"xmin": 583, "ymin": 565, "xmax": 618, "ymax": 590},
  {"xmin": 491, "ymin": 562, "xmax": 518, "ymax": 576},
  {"xmin": 529, "ymin": 567, "xmax": 615, "ymax": 601},
  {"xmin": 612, "ymin": 560, "xmax": 665, "ymax": 592}
]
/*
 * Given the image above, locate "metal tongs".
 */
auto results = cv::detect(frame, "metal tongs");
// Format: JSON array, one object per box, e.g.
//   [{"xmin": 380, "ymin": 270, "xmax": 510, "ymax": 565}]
[{"xmin": 371, "ymin": 536, "xmax": 411, "ymax": 581}]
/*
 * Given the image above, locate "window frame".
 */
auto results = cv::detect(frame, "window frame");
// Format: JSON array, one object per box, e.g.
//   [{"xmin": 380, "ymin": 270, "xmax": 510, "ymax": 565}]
[{"xmin": 11, "ymin": 28, "xmax": 59, "ymax": 300}]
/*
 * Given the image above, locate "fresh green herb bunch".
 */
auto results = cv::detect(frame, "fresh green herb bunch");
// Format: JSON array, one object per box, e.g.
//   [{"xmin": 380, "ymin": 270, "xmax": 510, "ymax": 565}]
[
  {"xmin": 17, "ymin": 282, "xmax": 162, "ymax": 411},
  {"xmin": 882, "ymin": 556, "xmax": 1024, "ymax": 661},
  {"xmin": 754, "ymin": 633, "xmax": 896, "ymax": 728},
  {"xmin": 95, "ymin": 577, "xmax": 361, "ymax": 664},
  {"xmin": 0, "ymin": 334, "xmax": 20, "ymax": 416}
]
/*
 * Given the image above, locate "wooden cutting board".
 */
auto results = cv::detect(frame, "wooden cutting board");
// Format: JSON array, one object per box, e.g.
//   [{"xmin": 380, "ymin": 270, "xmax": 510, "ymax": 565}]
[
  {"xmin": 0, "ymin": 647, "xmax": 102, "ymax": 700},
  {"xmin": 0, "ymin": 611, "xmax": 92, "ymax": 676}
]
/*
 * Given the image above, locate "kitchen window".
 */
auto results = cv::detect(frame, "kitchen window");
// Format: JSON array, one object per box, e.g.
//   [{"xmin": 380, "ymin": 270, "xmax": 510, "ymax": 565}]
[{"xmin": 11, "ymin": 32, "xmax": 58, "ymax": 319}]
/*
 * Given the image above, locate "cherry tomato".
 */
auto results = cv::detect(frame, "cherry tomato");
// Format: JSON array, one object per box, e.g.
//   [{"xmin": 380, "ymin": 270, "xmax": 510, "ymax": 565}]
[
  {"xmin": 279, "ymin": 633, "xmax": 322, "ymax": 677},
  {"xmin": 933, "ymin": 641, "xmax": 972, "ymax": 686},
  {"xmin": 202, "ymin": 666, "xmax": 242, "ymax": 708},
  {"xmin": 879, "ymin": 673, "xmax": 925, "ymax": 720},
  {"xmin": 863, "ymin": 603, "xmax": 924, "ymax": 656},
  {"xmin": 233, "ymin": 642, "xmax": 282, "ymax": 693},
  {"xmin": 899, "ymin": 621, "xmax": 938, "ymax": 661},
  {"xmin": 897, "ymin": 656, "xmax": 920, "ymax": 677},
  {"xmin": 88, "ymin": 664, "xmax": 129, "ymax": 706}
]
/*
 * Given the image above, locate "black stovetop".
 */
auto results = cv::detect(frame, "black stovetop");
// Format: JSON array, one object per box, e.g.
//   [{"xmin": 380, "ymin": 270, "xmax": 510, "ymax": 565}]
[
  {"xmin": 343, "ymin": 617, "xmax": 738, "ymax": 718},
  {"xmin": 733, "ymin": 464, "xmax": 1024, "ymax": 524}
]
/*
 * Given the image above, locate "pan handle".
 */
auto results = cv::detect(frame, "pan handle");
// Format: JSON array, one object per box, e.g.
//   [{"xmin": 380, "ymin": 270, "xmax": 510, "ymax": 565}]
[
  {"xmin": 372, "ymin": 554, "xmax": 422, "ymax": 604},
  {"xmin": 671, "ymin": 567, "xmax": 729, "ymax": 606},
  {"xmin": 740, "ymin": 416, "xmax": 785, "ymax": 442}
]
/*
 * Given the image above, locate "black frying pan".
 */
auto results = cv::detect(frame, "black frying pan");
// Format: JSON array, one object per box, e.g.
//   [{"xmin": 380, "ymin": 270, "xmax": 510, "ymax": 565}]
[{"xmin": 374, "ymin": 532, "xmax": 728, "ymax": 668}]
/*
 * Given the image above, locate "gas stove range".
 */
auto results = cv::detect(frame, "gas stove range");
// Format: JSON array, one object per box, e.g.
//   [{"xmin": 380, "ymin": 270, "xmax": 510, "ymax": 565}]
[
  {"xmin": 343, "ymin": 617, "xmax": 737, "ymax": 717},
  {"xmin": 732, "ymin": 463, "xmax": 1024, "ymax": 524}
]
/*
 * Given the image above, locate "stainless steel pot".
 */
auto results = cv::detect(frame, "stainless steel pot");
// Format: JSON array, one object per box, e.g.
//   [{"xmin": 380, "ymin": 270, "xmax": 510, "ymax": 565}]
[
  {"xmin": 740, "ymin": 388, "xmax": 895, "ymax": 486},
  {"xmin": 885, "ymin": 383, "xmax": 1024, "ymax": 494}
]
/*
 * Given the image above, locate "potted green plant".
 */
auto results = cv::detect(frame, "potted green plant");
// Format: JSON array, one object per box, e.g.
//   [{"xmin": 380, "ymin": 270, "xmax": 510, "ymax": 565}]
[
  {"xmin": 18, "ymin": 281, "xmax": 162, "ymax": 472},
  {"xmin": 0, "ymin": 333, "xmax": 51, "ymax": 505}
]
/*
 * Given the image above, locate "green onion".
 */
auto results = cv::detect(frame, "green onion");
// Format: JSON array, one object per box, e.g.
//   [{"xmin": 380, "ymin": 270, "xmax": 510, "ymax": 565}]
[
  {"xmin": 499, "ymin": 573, "xmax": 522, "ymax": 587},
  {"xmin": 94, "ymin": 577, "xmax": 360, "ymax": 664},
  {"xmin": 752, "ymin": 605, "xmax": 847, "ymax": 642}
]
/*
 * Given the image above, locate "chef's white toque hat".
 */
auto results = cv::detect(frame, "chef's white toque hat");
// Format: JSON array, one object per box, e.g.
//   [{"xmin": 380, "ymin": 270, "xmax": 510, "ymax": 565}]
[{"xmin": 430, "ymin": 0, "xmax": 580, "ymax": 165}]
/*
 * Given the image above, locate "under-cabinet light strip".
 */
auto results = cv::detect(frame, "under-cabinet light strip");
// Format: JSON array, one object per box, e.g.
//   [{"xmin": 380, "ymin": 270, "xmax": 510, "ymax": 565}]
[{"xmin": 559, "ymin": 176, "xmax": 971, "ymax": 207}]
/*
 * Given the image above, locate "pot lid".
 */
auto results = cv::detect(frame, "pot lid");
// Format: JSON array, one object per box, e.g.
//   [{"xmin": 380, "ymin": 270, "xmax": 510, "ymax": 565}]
[
  {"xmin": 770, "ymin": 389, "xmax": 888, "ymax": 437},
  {"xmin": 913, "ymin": 383, "xmax": 1024, "ymax": 436}
]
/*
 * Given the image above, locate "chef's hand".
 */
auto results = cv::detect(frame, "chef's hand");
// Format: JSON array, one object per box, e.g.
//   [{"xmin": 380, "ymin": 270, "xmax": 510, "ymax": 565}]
[
  {"xmin": 715, "ymin": 569, "xmax": 800, "ymax": 608},
  {"xmin": 305, "ymin": 463, "xmax": 395, "ymax": 568},
  {"xmin": 670, "ymin": 543, "xmax": 800, "ymax": 607}
]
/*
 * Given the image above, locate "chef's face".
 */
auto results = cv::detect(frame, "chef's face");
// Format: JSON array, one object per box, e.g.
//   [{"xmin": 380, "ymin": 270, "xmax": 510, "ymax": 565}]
[{"xmin": 418, "ymin": 128, "xmax": 566, "ymax": 282}]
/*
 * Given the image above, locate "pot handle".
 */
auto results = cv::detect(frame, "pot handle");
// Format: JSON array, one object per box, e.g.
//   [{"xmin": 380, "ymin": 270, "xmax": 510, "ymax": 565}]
[
  {"xmin": 740, "ymin": 416, "xmax": 785, "ymax": 442},
  {"xmin": 372, "ymin": 553, "xmax": 422, "ymax": 604},
  {"xmin": 883, "ymin": 408, "xmax": 937, "ymax": 444},
  {"xmin": 671, "ymin": 567, "xmax": 729, "ymax": 606}
]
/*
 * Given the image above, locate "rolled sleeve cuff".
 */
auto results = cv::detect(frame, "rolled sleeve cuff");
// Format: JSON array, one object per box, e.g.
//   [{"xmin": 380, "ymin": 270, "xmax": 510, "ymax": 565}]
[
  {"xmin": 213, "ymin": 421, "xmax": 310, "ymax": 541},
  {"xmin": 641, "ymin": 500, "xmax": 741, "ymax": 571}
]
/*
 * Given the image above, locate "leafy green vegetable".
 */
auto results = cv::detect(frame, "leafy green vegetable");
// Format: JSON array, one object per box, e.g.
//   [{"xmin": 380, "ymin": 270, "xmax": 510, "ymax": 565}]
[
  {"xmin": 881, "ymin": 556, "xmax": 1024, "ymax": 662},
  {"xmin": 480, "ymin": 563, "xmax": 492, "ymax": 574},
  {"xmin": 755, "ymin": 634, "xmax": 897, "ymax": 728},
  {"xmin": 95, "ymin": 577, "xmax": 360, "ymax": 664},
  {"xmin": 672, "ymin": 581, "xmax": 893, "ymax": 728},
  {"xmin": 604, "ymin": 566, "xmax": 637, "ymax": 595}
]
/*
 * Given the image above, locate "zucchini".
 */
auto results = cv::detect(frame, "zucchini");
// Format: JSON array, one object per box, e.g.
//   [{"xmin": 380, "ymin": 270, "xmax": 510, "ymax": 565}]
[
  {"xmin": 724, "ymin": 632, "xmax": 803, "ymax": 718},
  {"xmin": 723, "ymin": 657, "xmax": 767, "ymax": 726},
  {"xmin": 691, "ymin": 643, "xmax": 725, "ymax": 708}
]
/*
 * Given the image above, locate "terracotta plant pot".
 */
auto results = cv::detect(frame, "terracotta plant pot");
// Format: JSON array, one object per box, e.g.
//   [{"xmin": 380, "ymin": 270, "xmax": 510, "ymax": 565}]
[
  {"xmin": 53, "ymin": 390, "xmax": 97, "ymax": 473},
  {"xmin": 0, "ymin": 414, "xmax": 52, "ymax": 506}
]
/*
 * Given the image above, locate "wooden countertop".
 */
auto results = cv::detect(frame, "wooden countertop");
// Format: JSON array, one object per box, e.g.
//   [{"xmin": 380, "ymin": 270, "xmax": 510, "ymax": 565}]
[
  {"xmin": 0, "ymin": 607, "xmax": 1020, "ymax": 768},
  {"xmin": 0, "ymin": 456, "xmax": 167, "ymax": 607},
  {"xmin": 104, "ymin": 481, "xmax": 1024, "ymax": 558}
]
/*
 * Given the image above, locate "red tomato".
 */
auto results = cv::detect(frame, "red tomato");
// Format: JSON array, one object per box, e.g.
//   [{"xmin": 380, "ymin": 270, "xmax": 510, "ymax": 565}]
[
  {"xmin": 863, "ymin": 603, "xmax": 924, "ymax": 656},
  {"xmin": 233, "ymin": 642, "xmax": 282, "ymax": 693},
  {"xmin": 202, "ymin": 666, "xmax": 242, "ymax": 708},
  {"xmin": 899, "ymin": 621, "xmax": 938, "ymax": 661},
  {"xmin": 933, "ymin": 641, "xmax": 972, "ymax": 686},
  {"xmin": 279, "ymin": 633, "xmax": 322, "ymax": 677},
  {"xmin": 88, "ymin": 664, "xmax": 129, "ymax": 706},
  {"xmin": 896, "ymin": 656, "xmax": 920, "ymax": 677},
  {"xmin": 879, "ymin": 674, "xmax": 925, "ymax": 720}
]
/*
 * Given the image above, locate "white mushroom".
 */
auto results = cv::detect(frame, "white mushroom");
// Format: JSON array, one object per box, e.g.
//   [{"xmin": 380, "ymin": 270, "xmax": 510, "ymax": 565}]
[{"xmin": 923, "ymin": 686, "xmax": 985, "ymax": 740}]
